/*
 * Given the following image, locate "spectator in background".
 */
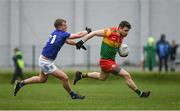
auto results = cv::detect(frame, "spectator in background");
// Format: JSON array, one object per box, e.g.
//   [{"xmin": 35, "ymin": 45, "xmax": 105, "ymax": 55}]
[
  {"xmin": 156, "ymin": 34, "xmax": 170, "ymax": 72},
  {"xmin": 143, "ymin": 36, "xmax": 156, "ymax": 71},
  {"xmin": 11, "ymin": 48, "xmax": 25, "ymax": 84},
  {"xmin": 170, "ymin": 40, "xmax": 179, "ymax": 72}
]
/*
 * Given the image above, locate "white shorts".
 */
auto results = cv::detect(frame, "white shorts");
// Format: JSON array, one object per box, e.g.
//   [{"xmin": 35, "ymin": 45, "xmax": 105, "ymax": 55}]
[{"xmin": 39, "ymin": 55, "xmax": 57, "ymax": 75}]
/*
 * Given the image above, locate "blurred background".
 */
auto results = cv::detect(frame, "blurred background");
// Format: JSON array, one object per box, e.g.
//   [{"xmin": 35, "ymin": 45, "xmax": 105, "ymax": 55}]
[{"xmin": 0, "ymin": 0, "xmax": 180, "ymax": 71}]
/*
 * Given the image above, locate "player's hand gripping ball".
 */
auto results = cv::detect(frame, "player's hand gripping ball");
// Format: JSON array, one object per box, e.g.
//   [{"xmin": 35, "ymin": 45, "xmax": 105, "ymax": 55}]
[{"xmin": 118, "ymin": 44, "xmax": 129, "ymax": 57}]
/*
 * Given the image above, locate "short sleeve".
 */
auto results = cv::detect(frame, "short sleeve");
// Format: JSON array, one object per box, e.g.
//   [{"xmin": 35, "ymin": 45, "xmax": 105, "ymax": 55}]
[
  {"xmin": 103, "ymin": 28, "xmax": 111, "ymax": 37},
  {"xmin": 64, "ymin": 32, "xmax": 71, "ymax": 39}
]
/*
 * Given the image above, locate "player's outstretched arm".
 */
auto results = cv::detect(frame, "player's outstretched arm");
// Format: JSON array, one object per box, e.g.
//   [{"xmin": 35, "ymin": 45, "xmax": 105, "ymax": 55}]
[
  {"xmin": 82, "ymin": 29, "xmax": 104, "ymax": 42},
  {"xmin": 76, "ymin": 29, "xmax": 104, "ymax": 50},
  {"xmin": 65, "ymin": 39, "xmax": 76, "ymax": 45},
  {"xmin": 69, "ymin": 27, "xmax": 92, "ymax": 39},
  {"xmin": 66, "ymin": 39, "xmax": 87, "ymax": 50}
]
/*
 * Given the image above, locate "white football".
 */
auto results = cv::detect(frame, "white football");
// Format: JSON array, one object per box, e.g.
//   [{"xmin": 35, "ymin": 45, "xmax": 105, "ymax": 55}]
[{"xmin": 118, "ymin": 44, "xmax": 129, "ymax": 57}]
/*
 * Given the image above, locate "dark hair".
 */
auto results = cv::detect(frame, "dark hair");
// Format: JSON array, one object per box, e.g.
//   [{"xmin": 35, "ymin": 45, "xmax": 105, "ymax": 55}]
[
  {"xmin": 160, "ymin": 34, "xmax": 166, "ymax": 41},
  {"xmin": 119, "ymin": 21, "xmax": 131, "ymax": 29},
  {"xmin": 14, "ymin": 48, "xmax": 19, "ymax": 52},
  {"xmin": 54, "ymin": 18, "xmax": 66, "ymax": 29}
]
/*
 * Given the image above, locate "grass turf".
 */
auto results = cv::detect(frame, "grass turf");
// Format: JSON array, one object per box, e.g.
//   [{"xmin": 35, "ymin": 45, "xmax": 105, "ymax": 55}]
[{"xmin": 0, "ymin": 70, "xmax": 180, "ymax": 110}]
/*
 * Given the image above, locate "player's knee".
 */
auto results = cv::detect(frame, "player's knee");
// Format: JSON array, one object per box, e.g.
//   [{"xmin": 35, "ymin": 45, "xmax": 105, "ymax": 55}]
[
  {"xmin": 39, "ymin": 78, "xmax": 47, "ymax": 83},
  {"xmin": 121, "ymin": 72, "xmax": 131, "ymax": 80},
  {"xmin": 62, "ymin": 76, "xmax": 69, "ymax": 82},
  {"xmin": 99, "ymin": 76, "xmax": 107, "ymax": 81}
]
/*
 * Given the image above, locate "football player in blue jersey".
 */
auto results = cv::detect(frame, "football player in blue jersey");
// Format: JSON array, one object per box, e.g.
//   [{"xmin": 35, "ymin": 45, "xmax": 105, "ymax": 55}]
[{"xmin": 14, "ymin": 18, "xmax": 91, "ymax": 99}]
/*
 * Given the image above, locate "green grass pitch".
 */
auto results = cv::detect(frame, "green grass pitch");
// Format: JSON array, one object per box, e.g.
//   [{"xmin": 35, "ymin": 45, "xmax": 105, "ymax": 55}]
[{"xmin": 0, "ymin": 70, "xmax": 180, "ymax": 110}]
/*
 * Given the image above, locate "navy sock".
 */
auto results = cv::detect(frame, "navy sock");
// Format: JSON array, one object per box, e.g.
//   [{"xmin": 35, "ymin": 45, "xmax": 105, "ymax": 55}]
[
  {"xmin": 19, "ymin": 81, "xmax": 25, "ymax": 87},
  {"xmin": 70, "ymin": 91, "xmax": 76, "ymax": 97}
]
